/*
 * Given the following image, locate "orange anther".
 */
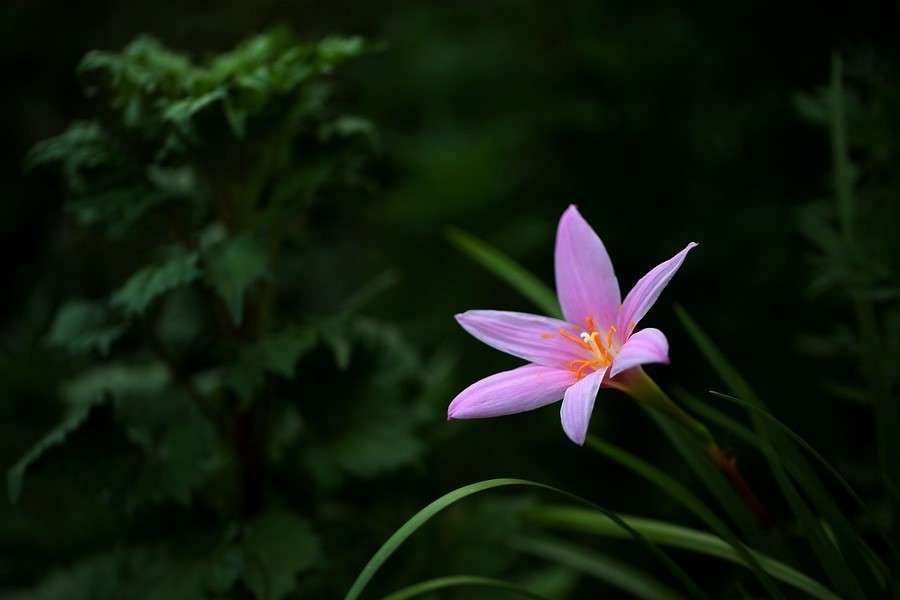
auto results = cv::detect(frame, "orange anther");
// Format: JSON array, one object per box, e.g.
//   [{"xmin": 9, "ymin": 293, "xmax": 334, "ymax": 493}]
[
  {"xmin": 575, "ymin": 359, "xmax": 600, "ymax": 379},
  {"xmin": 605, "ymin": 325, "xmax": 617, "ymax": 349},
  {"xmin": 560, "ymin": 328, "xmax": 591, "ymax": 351},
  {"xmin": 585, "ymin": 316, "xmax": 596, "ymax": 334}
]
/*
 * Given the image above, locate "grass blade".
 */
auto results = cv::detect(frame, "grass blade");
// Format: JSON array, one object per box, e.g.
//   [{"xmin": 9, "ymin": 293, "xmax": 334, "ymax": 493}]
[
  {"xmin": 527, "ymin": 507, "xmax": 840, "ymax": 600},
  {"xmin": 513, "ymin": 535, "xmax": 682, "ymax": 600},
  {"xmin": 673, "ymin": 388, "xmax": 757, "ymax": 448},
  {"xmin": 344, "ymin": 478, "xmax": 705, "ymax": 600},
  {"xmin": 447, "ymin": 228, "xmax": 561, "ymax": 318},
  {"xmin": 640, "ymin": 405, "xmax": 773, "ymax": 552},
  {"xmin": 585, "ymin": 434, "xmax": 784, "ymax": 598},
  {"xmin": 381, "ymin": 575, "xmax": 552, "ymax": 600},
  {"xmin": 675, "ymin": 306, "xmax": 877, "ymax": 598}
]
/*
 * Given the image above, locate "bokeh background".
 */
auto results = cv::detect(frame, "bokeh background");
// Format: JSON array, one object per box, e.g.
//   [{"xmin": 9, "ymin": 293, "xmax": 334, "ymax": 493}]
[{"xmin": 2, "ymin": 1, "xmax": 899, "ymax": 598}]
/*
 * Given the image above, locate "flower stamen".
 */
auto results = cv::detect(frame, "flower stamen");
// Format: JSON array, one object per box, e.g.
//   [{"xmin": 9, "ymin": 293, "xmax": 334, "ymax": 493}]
[{"xmin": 560, "ymin": 328, "xmax": 592, "ymax": 351}]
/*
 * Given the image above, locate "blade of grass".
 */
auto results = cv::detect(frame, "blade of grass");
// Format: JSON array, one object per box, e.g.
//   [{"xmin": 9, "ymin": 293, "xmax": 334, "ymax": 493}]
[
  {"xmin": 673, "ymin": 388, "xmax": 757, "ymax": 448},
  {"xmin": 381, "ymin": 575, "xmax": 552, "ymax": 600},
  {"xmin": 513, "ymin": 535, "xmax": 681, "ymax": 600},
  {"xmin": 585, "ymin": 434, "xmax": 783, "ymax": 598},
  {"xmin": 711, "ymin": 390, "xmax": 900, "ymax": 588},
  {"xmin": 639, "ymin": 405, "xmax": 774, "ymax": 553},
  {"xmin": 526, "ymin": 507, "xmax": 840, "ymax": 600},
  {"xmin": 344, "ymin": 478, "xmax": 705, "ymax": 600},
  {"xmin": 447, "ymin": 228, "xmax": 561, "ymax": 318},
  {"xmin": 675, "ymin": 306, "xmax": 876, "ymax": 598},
  {"xmin": 671, "ymin": 389, "xmax": 799, "ymax": 565}
]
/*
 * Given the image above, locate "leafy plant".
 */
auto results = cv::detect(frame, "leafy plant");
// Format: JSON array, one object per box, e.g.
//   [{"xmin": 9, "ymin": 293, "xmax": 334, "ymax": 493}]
[{"xmin": 9, "ymin": 29, "xmax": 441, "ymax": 599}]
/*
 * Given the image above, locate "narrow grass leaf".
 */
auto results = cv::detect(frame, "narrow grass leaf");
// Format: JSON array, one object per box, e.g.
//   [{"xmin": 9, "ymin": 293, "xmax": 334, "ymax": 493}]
[
  {"xmin": 526, "ymin": 507, "xmax": 840, "ymax": 600},
  {"xmin": 381, "ymin": 575, "xmax": 551, "ymax": 600},
  {"xmin": 675, "ymin": 306, "xmax": 876, "ymax": 598},
  {"xmin": 585, "ymin": 435, "xmax": 783, "ymax": 598},
  {"xmin": 640, "ymin": 405, "xmax": 773, "ymax": 552},
  {"xmin": 513, "ymin": 535, "xmax": 681, "ymax": 600},
  {"xmin": 711, "ymin": 390, "xmax": 900, "ymax": 585},
  {"xmin": 673, "ymin": 388, "xmax": 757, "ymax": 448},
  {"xmin": 344, "ymin": 478, "xmax": 704, "ymax": 600},
  {"xmin": 447, "ymin": 228, "xmax": 562, "ymax": 318}
]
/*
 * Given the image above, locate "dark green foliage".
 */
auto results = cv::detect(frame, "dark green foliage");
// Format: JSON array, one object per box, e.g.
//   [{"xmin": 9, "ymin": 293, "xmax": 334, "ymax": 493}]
[
  {"xmin": 46, "ymin": 300, "xmax": 124, "ymax": 356},
  {"xmin": 7, "ymin": 29, "xmax": 435, "ymax": 599},
  {"xmin": 110, "ymin": 252, "xmax": 202, "ymax": 315}
]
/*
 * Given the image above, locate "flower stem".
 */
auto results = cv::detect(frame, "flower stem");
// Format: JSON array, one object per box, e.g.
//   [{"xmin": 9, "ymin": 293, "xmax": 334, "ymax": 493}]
[{"xmin": 612, "ymin": 368, "xmax": 771, "ymax": 527}]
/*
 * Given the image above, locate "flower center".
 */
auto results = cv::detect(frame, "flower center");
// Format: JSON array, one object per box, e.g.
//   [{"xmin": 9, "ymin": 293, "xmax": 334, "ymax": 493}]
[{"xmin": 559, "ymin": 317, "xmax": 618, "ymax": 380}]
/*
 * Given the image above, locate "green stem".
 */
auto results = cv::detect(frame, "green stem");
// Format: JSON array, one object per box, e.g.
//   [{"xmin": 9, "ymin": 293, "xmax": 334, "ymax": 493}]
[{"xmin": 612, "ymin": 368, "xmax": 771, "ymax": 526}]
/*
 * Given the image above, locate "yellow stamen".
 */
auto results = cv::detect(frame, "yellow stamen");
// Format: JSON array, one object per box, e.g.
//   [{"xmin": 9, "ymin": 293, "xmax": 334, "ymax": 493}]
[
  {"xmin": 560, "ymin": 328, "xmax": 591, "ymax": 351},
  {"xmin": 606, "ymin": 325, "xmax": 617, "ymax": 350},
  {"xmin": 575, "ymin": 359, "xmax": 601, "ymax": 379}
]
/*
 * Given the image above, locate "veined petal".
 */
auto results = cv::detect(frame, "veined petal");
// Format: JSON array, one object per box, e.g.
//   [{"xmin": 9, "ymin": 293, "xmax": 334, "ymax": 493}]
[
  {"xmin": 448, "ymin": 364, "xmax": 575, "ymax": 419},
  {"xmin": 618, "ymin": 242, "xmax": 697, "ymax": 333},
  {"xmin": 560, "ymin": 367, "xmax": 605, "ymax": 445},
  {"xmin": 610, "ymin": 327, "xmax": 669, "ymax": 377},
  {"xmin": 456, "ymin": 310, "xmax": 589, "ymax": 368},
  {"xmin": 555, "ymin": 205, "xmax": 620, "ymax": 329}
]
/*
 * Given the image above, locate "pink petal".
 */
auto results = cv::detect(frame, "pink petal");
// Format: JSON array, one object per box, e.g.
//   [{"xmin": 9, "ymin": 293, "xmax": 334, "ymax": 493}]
[
  {"xmin": 456, "ymin": 310, "xmax": 589, "ymax": 368},
  {"xmin": 555, "ymin": 205, "xmax": 620, "ymax": 330},
  {"xmin": 560, "ymin": 368, "xmax": 605, "ymax": 445},
  {"xmin": 610, "ymin": 328, "xmax": 670, "ymax": 377},
  {"xmin": 448, "ymin": 364, "xmax": 575, "ymax": 419},
  {"xmin": 618, "ymin": 242, "xmax": 697, "ymax": 333}
]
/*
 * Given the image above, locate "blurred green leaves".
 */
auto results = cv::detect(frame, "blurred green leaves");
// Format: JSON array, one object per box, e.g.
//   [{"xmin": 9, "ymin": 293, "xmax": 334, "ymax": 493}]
[
  {"xmin": 110, "ymin": 252, "xmax": 202, "ymax": 315},
  {"xmin": 47, "ymin": 301, "xmax": 124, "ymax": 356},
  {"xmin": 8, "ymin": 27, "xmax": 437, "ymax": 600}
]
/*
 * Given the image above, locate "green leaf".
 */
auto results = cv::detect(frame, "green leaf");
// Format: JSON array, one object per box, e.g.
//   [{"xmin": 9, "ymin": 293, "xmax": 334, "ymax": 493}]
[
  {"xmin": 640, "ymin": 405, "xmax": 773, "ymax": 553},
  {"xmin": 162, "ymin": 88, "xmax": 226, "ymax": 139},
  {"xmin": 61, "ymin": 362, "xmax": 170, "ymax": 407},
  {"xmin": 67, "ymin": 185, "xmax": 170, "ymax": 236},
  {"xmin": 304, "ymin": 318, "xmax": 435, "ymax": 483},
  {"xmin": 203, "ymin": 233, "xmax": 271, "ymax": 325},
  {"xmin": 673, "ymin": 388, "xmax": 757, "ymax": 447},
  {"xmin": 447, "ymin": 228, "xmax": 561, "ymax": 318},
  {"xmin": 675, "ymin": 306, "xmax": 878, "ymax": 598},
  {"xmin": 46, "ymin": 300, "xmax": 125, "ymax": 356},
  {"xmin": 344, "ymin": 478, "xmax": 704, "ymax": 600},
  {"xmin": 7, "ymin": 396, "xmax": 105, "ymax": 502},
  {"xmin": 513, "ymin": 536, "xmax": 681, "ymax": 600},
  {"xmin": 110, "ymin": 252, "xmax": 202, "ymax": 315},
  {"xmin": 24, "ymin": 121, "xmax": 123, "ymax": 191},
  {"xmin": 526, "ymin": 507, "xmax": 840, "ymax": 600},
  {"xmin": 242, "ymin": 510, "xmax": 319, "ymax": 600},
  {"xmin": 710, "ymin": 390, "xmax": 900, "ymax": 583},
  {"xmin": 319, "ymin": 115, "xmax": 380, "ymax": 150},
  {"xmin": 225, "ymin": 327, "xmax": 318, "ymax": 404},
  {"xmin": 584, "ymin": 435, "xmax": 783, "ymax": 598},
  {"xmin": 54, "ymin": 362, "xmax": 224, "ymax": 509},
  {"xmin": 382, "ymin": 576, "xmax": 552, "ymax": 600},
  {"xmin": 116, "ymin": 388, "xmax": 223, "ymax": 508},
  {"xmin": 4, "ymin": 554, "xmax": 120, "ymax": 600}
]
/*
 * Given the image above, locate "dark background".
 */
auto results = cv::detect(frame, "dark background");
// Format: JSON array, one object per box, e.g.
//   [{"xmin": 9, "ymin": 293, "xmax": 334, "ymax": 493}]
[{"xmin": 2, "ymin": 0, "xmax": 899, "ymax": 597}]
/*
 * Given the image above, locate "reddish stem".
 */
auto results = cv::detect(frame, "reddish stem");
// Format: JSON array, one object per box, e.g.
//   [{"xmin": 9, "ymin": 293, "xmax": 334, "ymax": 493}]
[{"xmin": 712, "ymin": 449, "xmax": 772, "ymax": 528}]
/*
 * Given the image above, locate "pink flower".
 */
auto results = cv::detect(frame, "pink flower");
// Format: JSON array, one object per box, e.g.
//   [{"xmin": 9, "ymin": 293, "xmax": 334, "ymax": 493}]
[{"xmin": 448, "ymin": 205, "xmax": 697, "ymax": 445}]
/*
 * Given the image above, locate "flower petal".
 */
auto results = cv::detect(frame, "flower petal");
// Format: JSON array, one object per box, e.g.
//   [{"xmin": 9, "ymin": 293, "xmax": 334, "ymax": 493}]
[
  {"xmin": 560, "ymin": 368, "xmax": 605, "ymax": 445},
  {"xmin": 456, "ymin": 310, "xmax": 589, "ymax": 368},
  {"xmin": 448, "ymin": 364, "xmax": 575, "ymax": 419},
  {"xmin": 555, "ymin": 205, "xmax": 620, "ymax": 330},
  {"xmin": 610, "ymin": 328, "xmax": 669, "ymax": 377},
  {"xmin": 618, "ymin": 242, "xmax": 697, "ymax": 333}
]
